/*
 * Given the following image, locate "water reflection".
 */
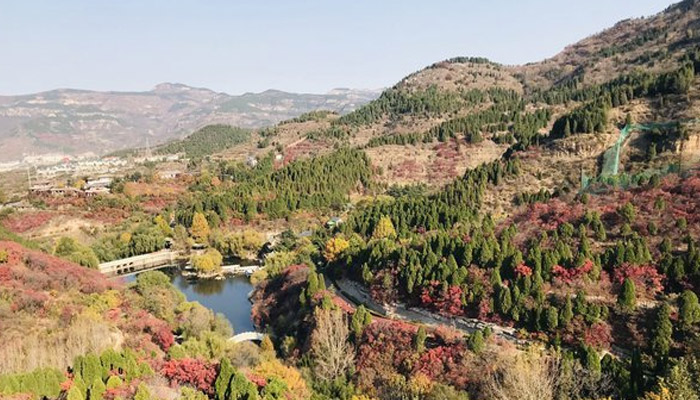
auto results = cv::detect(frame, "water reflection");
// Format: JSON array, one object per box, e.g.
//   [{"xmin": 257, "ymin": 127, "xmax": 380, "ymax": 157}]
[
  {"xmin": 183, "ymin": 277, "xmax": 225, "ymax": 296},
  {"xmin": 124, "ymin": 268, "xmax": 256, "ymax": 333}
]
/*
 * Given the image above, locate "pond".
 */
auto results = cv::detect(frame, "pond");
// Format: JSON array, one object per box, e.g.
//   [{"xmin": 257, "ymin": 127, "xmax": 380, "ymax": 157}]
[{"xmin": 124, "ymin": 269, "xmax": 256, "ymax": 334}]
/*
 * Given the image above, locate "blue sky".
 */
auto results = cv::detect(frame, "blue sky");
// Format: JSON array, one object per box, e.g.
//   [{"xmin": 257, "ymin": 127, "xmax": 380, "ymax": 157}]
[{"xmin": 0, "ymin": 0, "xmax": 673, "ymax": 95}]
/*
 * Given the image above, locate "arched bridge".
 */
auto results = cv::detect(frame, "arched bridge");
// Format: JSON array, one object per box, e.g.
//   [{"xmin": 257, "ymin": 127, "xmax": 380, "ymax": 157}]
[
  {"xmin": 229, "ymin": 332, "xmax": 266, "ymax": 344},
  {"xmin": 99, "ymin": 250, "xmax": 180, "ymax": 277}
]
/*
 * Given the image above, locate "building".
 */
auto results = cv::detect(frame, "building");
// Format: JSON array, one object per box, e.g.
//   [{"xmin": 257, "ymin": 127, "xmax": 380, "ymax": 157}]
[
  {"xmin": 84, "ymin": 177, "xmax": 113, "ymax": 190},
  {"xmin": 326, "ymin": 217, "xmax": 343, "ymax": 228},
  {"xmin": 158, "ymin": 170, "xmax": 184, "ymax": 180}
]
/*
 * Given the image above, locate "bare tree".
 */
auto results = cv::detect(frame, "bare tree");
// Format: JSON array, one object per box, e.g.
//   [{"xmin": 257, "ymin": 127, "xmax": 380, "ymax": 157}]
[
  {"xmin": 484, "ymin": 349, "xmax": 557, "ymax": 400},
  {"xmin": 555, "ymin": 356, "xmax": 612, "ymax": 400},
  {"xmin": 484, "ymin": 348, "xmax": 611, "ymax": 400},
  {"xmin": 310, "ymin": 307, "xmax": 354, "ymax": 382}
]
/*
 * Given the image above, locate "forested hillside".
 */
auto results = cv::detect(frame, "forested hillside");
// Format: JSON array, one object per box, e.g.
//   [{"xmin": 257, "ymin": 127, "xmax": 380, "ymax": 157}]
[{"xmin": 3, "ymin": 1, "xmax": 700, "ymax": 400}]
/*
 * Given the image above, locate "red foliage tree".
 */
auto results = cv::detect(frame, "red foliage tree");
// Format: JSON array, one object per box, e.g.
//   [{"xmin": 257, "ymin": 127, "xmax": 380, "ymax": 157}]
[
  {"xmin": 514, "ymin": 264, "xmax": 533, "ymax": 277},
  {"xmin": 161, "ymin": 358, "xmax": 218, "ymax": 394},
  {"xmin": 583, "ymin": 322, "xmax": 613, "ymax": 350},
  {"xmin": 552, "ymin": 259, "xmax": 594, "ymax": 285},
  {"xmin": 612, "ymin": 263, "xmax": 664, "ymax": 296},
  {"xmin": 148, "ymin": 319, "xmax": 175, "ymax": 352},
  {"xmin": 420, "ymin": 281, "xmax": 464, "ymax": 316}
]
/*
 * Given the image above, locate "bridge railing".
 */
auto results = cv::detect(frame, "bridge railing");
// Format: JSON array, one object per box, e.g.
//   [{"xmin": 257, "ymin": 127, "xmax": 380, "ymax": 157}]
[{"xmin": 229, "ymin": 332, "xmax": 266, "ymax": 343}]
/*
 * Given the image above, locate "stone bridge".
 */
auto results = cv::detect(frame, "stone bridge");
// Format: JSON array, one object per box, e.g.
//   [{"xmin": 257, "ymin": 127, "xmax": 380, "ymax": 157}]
[
  {"xmin": 229, "ymin": 332, "xmax": 266, "ymax": 344},
  {"xmin": 99, "ymin": 250, "xmax": 180, "ymax": 277}
]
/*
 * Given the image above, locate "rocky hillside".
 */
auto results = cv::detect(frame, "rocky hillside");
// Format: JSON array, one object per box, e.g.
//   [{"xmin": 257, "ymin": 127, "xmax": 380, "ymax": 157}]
[
  {"xmin": 0, "ymin": 83, "xmax": 379, "ymax": 161},
  {"xmin": 207, "ymin": 0, "xmax": 700, "ymax": 193}
]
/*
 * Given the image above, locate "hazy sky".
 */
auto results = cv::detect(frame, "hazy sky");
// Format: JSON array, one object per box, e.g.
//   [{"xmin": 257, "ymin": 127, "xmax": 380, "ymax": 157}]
[{"xmin": 0, "ymin": 0, "xmax": 673, "ymax": 95}]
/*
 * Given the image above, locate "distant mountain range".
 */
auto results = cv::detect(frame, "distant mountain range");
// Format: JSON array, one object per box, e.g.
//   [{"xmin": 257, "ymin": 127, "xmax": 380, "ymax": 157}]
[{"xmin": 0, "ymin": 83, "xmax": 380, "ymax": 162}]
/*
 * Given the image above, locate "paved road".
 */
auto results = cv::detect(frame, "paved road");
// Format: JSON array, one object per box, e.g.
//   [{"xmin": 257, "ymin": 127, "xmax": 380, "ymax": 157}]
[
  {"xmin": 331, "ymin": 276, "xmax": 523, "ymax": 344},
  {"xmin": 330, "ymin": 276, "xmax": 630, "ymax": 358}
]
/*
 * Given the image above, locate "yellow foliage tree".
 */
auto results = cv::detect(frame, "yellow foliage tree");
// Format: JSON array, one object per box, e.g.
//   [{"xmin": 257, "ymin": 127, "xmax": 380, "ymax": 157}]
[
  {"xmin": 190, "ymin": 212, "xmax": 210, "ymax": 244},
  {"xmin": 643, "ymin": 385, "xmax": 672, "ymax": 400},
  {"xmin": 119, "ymin": 232, "xmax": 132, "ymax": 245},
  {"xmin": 323, "ymin": 236, "xmax": 350, "ymax": 262},
  {"xmin": 253, "ymin": 359, "xmax": 310, "ymax": 400},
  {"xmin": 408, "ymin": 373, "xmax": 434, "ymax": 396},
  {"xmin": 372, "ymin": 216, "xmax": 396, "ymax": 240},
  {"xmin": 191, "ymin": 249, "xmax": 223, "ymax": 274},
  {"xmin": 154, "ymin": 215, "xmax": 172, "ymax": 236}
]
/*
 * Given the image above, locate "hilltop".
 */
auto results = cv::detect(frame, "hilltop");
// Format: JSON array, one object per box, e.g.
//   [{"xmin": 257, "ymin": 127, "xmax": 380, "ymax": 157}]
[{"xmin": 195, "ymin": 0, "xmax": 700, "ymax": 195}]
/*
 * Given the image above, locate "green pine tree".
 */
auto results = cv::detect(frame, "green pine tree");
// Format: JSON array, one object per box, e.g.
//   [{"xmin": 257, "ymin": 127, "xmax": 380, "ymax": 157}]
[
  {"xmin": 414, "ymin": 326, "xmax": 427, "ymax": 353},
  {"xmin": 89, "ymin": 377, "xmax": 106, "ymax": 400},
  {"xmin": 650, "ymin": 303, "xmax": 673, "ymax": 362},
  {"xmin": 67, "ymin": 385, "xmax": 86, "ymax": 400},
  {"xmin": 215, "ymin": 358, "xmax": 235, "ymax": 400},
  {"xmin": 679, "ymin": 290, "xmax": 700, "ymax": 331},
  {"xmin": 618, "ymin": 278, "xmax": 637, "ymax": 312},
  {"xmin": 560, "ymin": 295, "xmax": 574, "ymax": 327}
]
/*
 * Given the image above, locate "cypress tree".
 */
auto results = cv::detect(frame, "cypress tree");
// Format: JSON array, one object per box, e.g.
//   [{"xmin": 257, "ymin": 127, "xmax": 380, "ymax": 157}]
[
  {"xmin": 351, "ymin": 305, "xmax": 370, "ymax": 340},
  {"xmin": 468, "ymin": 331, "xmax": 485, "ymax": 354},
  {"xmin": 227, "ymin": 371, "xmax": 258, "ymax": 400},
  {"xmin": 89, "ymin": 377, "xmax": 106, "ymax": 400},
  {"xmin": 67, "ymin": 385, "xmax": 85, "ymax": 400},
  {"xmin": 105, "ymin": 376, "xmax": 122, "ymax": 390},
  {"xmin": 215, "ymin": 358, "xmax": 234, "ymax": 400},
  {"xmin": 414, "ymin": 326, "xmax": 427, "ymax": 353},
  {"xmin": 544, "ymin": 306, "xmax": 559, "ymax": 332},
  {"xmin": 134, "ymin": 383, "xmax": 151, "ymax": 400},
  {"xmin": 82, "ymin": 354, "xmax": 101, "ymax": 388},
  {"xmin": 618, "ymin": 278, "xmax": 637, "ymax": 312},
  {"xmin": 678, "ymin": 290, "xmax": 700, "ymax": 331},
  {"xmin": 560, "ymin": 295, "xmax": 574, "ymax": 327},
  {"xmin": 650, "ymin": 303, "xmax": 673, "ymax": 362}
]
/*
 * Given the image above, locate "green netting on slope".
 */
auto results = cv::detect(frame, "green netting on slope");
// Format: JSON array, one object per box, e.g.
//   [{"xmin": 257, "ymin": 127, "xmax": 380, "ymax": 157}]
[
  {"xmin": 581, "ymin": 120, "xmax": 695, "ymax": 191},
  {"xmin": 600, "ymin": 122, "xmax": 679, "ymax": 177}
]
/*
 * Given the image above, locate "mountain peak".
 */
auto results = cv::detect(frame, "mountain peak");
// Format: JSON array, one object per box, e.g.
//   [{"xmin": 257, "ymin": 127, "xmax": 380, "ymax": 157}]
[{"xmin": 152, "ymin": 82, "xmax": 204, "ymax": 93}]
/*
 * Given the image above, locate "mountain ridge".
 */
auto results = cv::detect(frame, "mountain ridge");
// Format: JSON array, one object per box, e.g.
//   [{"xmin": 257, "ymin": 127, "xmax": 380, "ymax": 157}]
[{"xmin": 0, "ymin": 83, "xmax": 380, "ymax": 162}]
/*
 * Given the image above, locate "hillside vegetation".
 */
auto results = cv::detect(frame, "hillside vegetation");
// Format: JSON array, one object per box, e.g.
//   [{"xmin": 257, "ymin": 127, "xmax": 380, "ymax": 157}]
[{"xmin": 3, "ymin": 1, "xmax": 700, "ymax": 400}]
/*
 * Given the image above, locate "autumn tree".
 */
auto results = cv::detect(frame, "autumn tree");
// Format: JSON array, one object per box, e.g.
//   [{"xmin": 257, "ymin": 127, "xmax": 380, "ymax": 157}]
[
  {"xmin": 310, "ymin": 307, "xmax": 354, "ymax": 382},
  {"xmin": 485, "ymin": 350, "xmax": 557, "ymax": 400},
  {"xmin": 324, "ymin": 235, "xmax": 350, "ymax": 262},
  {"xmin": 663, "ymin": 357, "xmax": 700, "ymax": 399},
  {"xmin": 372, "ymin": 216, "xmax": 397, "ymax": 240},
  {"xmin": 191, "ymin": 212, "xmax": 211, "ymax": 244},
  {"xmin": 191, "ymin": 248, "xmax": 223, "ymax": 274},
  {"xmin": 154, "ymin": 214, "xmax": 173, "ymax": 237}
]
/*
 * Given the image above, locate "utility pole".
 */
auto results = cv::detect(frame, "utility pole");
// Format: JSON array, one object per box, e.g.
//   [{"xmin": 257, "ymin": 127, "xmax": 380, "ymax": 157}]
[{"xmin": 26, "ymin": 167, "xmax": 32, "ymax": 190}]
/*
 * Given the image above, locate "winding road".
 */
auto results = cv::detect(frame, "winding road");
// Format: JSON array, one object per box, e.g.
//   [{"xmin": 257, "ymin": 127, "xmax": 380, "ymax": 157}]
[{"xmin": 328, "ymin": 275, "xmax": 630, "ymax": 359}]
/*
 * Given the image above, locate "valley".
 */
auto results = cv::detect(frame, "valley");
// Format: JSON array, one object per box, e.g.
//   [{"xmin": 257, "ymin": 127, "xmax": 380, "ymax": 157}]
[{"xmin": 1, "ymin": 1, "xmax": 700, "ymax": 399}]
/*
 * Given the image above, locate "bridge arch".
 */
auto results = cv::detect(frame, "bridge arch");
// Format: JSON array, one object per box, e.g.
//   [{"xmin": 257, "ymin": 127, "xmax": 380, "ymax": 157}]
[{"xmin": 229, "ymin": 332, "xmax": 266, "ymax": 344}]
